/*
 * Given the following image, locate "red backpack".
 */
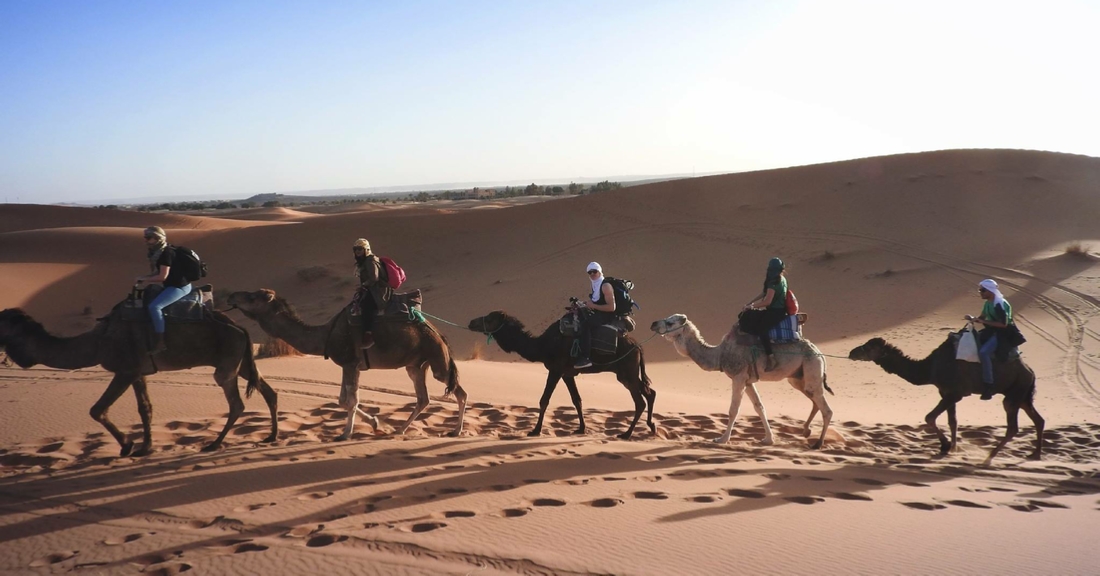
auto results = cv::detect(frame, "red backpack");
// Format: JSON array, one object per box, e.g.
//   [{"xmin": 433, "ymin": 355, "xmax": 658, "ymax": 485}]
[
  {"xmin": 378, "ymin": 256, "xmax": 406, "ymax": 289},
  {"xmin": 785, "ymin": 288, "xmax": 799, "ymax": 315}
]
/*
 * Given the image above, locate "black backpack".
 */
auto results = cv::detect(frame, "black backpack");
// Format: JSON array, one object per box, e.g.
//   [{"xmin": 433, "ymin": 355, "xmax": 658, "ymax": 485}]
[
  {"xmin": 172, "ymin": 245, "xmax": 208, "ymax": 282},
  {"xmin": 603, "ymin": 277, "xmax": 638, "ymax": 316}
]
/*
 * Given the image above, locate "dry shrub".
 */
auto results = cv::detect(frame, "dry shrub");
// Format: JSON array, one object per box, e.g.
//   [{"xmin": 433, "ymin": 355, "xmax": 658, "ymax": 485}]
[
  {"xmin": 809, "ymin": 250, "xmax": 836, "ymax": 264},
  {"xmin": 1064, "ymin": 242, "xmax": 1093, "ymax": 258},
  {"xmin": 297, "ymin": 266, "xmax": 331, "ymax": 283},
  {"xmin": 257, "ymin": 338, "xmax": 300, "ymax": 359}
]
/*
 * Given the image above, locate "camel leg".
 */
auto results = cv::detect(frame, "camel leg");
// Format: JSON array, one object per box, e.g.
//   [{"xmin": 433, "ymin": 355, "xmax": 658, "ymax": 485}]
[
  {"xmin": 743, "ymin": 383, "xmax": 774, "ymax": 445},
  {"xmin": 803, "ymin": 404, "xmax": 819, "ymax": 438},
  {"xmin": 946, "ymin": 402, "xmax": 959, "ymax": 452},
  {"xmin": 562, "ymin": 375, "xmax": 585, "ymax": 435},
  {"xmin": 130, "ymin": 376, "xmax": 154, "ymax": 457},
  {"xmin": 336, "ymin": 365, "xmax": 380, "ymax": 440},
  {"xmin": 396, "ymin": 364, "xmax": 430, "ymax": 435},
  {"xmin": 618, "ymin": 387, "xmax": 646, "ymax": 440},
  {"xmin": 715, "ymin": 377, "xmax": 748, "ymax": 444},
  {"xmin": 530, "ymin": 372, "xmax": 562, "ymax": 437},
  {"xmin": 983, "ymin": 399, "xmax": 1021, "ymax": 465},
  {"xmin": 925, "ymin": 398, "xmax": 952, "ymax": 455},
  {"xmin": 447, "ymin": 383, "xmax": 468, "ymax": 438},
  {"xmin": 790, "ymin": 377, "xmax": 818, "ymax": 437},
  {"xmin": 204, "ymin": 366, "xmax": 245, "ymax": 452},
  {"xmin": 90, "ymin": 372, "xmax": 140, "ymax": 457},
  {"xmin": 644, "ymin": 387, "xmax": 657, "ymax": 434},
  {"xmin": 254, "ymin": 376, "xmax": 280, "ymax": 443},
  {"xmin": 807, "ymin": 389, "xmax": 834, "ymax": 450},
  {"xmin": 1021, "ymin": 401, "xmax": 1044, "ymax": 460}
]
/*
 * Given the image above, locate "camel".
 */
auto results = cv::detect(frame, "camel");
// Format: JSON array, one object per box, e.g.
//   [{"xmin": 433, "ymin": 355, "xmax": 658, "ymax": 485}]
[
  {"xmin": 225, "ymin": 289, "xmax": 466, "ymax": 439},
  {"xmin": 0, "ymin": 307, "xmax": 278, "ymax": 456},
  {"xmin": 651, "ymin": 314, "xmax": 835, "ymax": 449},
  {"xmin": 467, "ymin": 311, "xmax": 656, "ymax": 439},
  {"xmin": 848, "ymin": 335, "xmax": 1043, "ymax": 462}
]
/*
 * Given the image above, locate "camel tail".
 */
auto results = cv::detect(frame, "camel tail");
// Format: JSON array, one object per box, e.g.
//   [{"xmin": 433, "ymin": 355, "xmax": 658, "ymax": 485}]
[
  {"xmin": 823, "ymin": 372, "xmax": 834, "ymax": 396},
  {"xmin": 240, "ymin": 327, "xmax": 259, "ymax": 399},
  {"xmin": 444, "ymin": 356, "xmax": 459, "ymax": 397}
]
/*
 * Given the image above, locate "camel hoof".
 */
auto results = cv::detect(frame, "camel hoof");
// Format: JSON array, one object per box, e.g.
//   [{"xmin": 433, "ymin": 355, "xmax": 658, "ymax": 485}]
[
  {"xmin": 617, "ymin": 432, "xmax": 633, "ymax": 440},
  {"xmin": 446, "ymin": 430, "xmax": 461, "ymax": 438},
  {"xmin": 647, "ymin": 423, "xmax": 656, "ymax": 434},
  {"xmin": 803, "ymin": 429, "xmax": 812, "ymax": 438},
  {"xmin": 809, "ymin": 440, "xmax": 823, "ymax": 450},
  {"xmin": 262, "ymin": 434, "xmax": 278, "ymax": 444},
  {"xmin": 333, "ymin": 434, "xmax": 350, "ymax": 442},
  {"xmin": 760, "ymin": 437, "xmax": 775, "ymax": 446},
  {"xmin": 119, "ymin": 441, "xmax": 134, "ymax": 458},
  {"xmin": 712, "ymin": 437, "xmax": 729, "ymax": 445},
  {"xmin": 573, "ymin": 428, "xmax": 586, "ymax": 436},
  {"xmin": 527, "ymin": 429, "xmax": 542, "ymax": 438},
  {"xmin": 1027, "ymin": 452, "xmax": 1042, "ymax": 461},
  {"xmin": 201, "ymin": 443, "xmax": 222, "ymax": 453},
  {"xmin": 131, "ymin": 444, "xmax": 152, "ymax": 458}
]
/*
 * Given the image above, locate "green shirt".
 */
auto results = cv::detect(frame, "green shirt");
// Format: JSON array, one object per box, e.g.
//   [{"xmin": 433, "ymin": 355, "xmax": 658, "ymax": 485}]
[
  {"xmin": 767, "ymin": 276, "xmax": 788, "ymax": 310},
  {"xmin": 981, "ymin": 299, "xmax": 1012, "ymax": 326}
]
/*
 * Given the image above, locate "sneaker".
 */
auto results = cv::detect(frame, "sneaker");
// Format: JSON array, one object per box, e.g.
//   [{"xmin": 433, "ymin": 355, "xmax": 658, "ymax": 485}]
[
  {"xmin": 573, "ymin": 357, "xmax": 593, "ymax": 369},
  {"xmin": 979, "ymin": 390, "xmax": 994, "ymax": 401}
]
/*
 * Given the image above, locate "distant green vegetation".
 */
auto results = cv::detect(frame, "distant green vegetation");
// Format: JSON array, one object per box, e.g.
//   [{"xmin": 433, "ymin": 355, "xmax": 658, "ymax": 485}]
[{"xmin": 97, "ymin": 181, "xmax": 623, "ymax": 212}]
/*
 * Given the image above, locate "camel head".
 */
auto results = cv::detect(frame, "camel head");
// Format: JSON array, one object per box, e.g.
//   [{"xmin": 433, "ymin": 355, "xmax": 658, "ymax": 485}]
[
  {"xmin": 225, "ymin": 289, "xmax": 280, "ymax": 320},
  {"xmin": 848, "ymin": 337, "xmax": 888, "ymax": 362},
  {"xmin": 0, "ymin": 309, "xmax": 45, "ymax": 368},
  {"xmin": 651, "ymin": 314, "xmax": 690, "ymax": 336},
  {"xmin": 467, "ymin": 311, "xmax": 512, "ymax": 335}
]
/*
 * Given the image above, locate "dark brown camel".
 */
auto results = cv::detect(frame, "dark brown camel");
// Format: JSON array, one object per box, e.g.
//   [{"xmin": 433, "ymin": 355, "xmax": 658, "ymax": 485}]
[
  {"xmin": 0, "ymin": 307, "xmax": 279, "ymax": 456},
  {"xmin": 467, "ymin": 311, "xmax": 656, "ymax": 439},
  {"xmin": 848, "ymin": 334, "xmax": 1043, "ymax": 463},
  {"xmin": 226, "ymin": 289, "xmax": 467, "ymax": 439}
]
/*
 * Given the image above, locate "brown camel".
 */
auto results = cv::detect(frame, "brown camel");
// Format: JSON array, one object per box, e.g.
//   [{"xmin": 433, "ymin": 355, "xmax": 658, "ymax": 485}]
[
  {"xmin": 226, "ymin": 289, "xmax": 467, "ymax": 439},
  {"xmin": 467, "ymin": 311, "xmax": 656, "ymax": 439},
  {"xmin": 0, "ymin": 307, "xmax": 279, "ymax": 456},
  {"xmin": 848, "ymin": 334, "xmax": 1043, "ymax": 463}
]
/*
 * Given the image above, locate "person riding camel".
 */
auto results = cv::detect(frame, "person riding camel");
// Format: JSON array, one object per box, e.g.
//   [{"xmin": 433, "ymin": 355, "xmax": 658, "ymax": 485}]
[
  {"xmin": 740, "ymin": 257, "xmax": 789, "ymax": 372},
  {"xmin": 573, "ymin": 261, "xmax": 618, "ymax": 369},
  {"xmin": 351, "ymin": 238, "xmax": 392, "ymax": 369},
  {"xmin": 965, "ymin": 279, "xmax": 1015, "ymax": 401},
  {"xmin": 135, "ymin": 226, "xmax": 192, "ymax": 354}
]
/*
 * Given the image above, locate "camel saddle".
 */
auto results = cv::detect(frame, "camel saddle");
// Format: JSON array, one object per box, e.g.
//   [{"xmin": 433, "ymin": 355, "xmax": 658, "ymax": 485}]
[
  {"xmin": 348, "ymin": 289, "xmax": 423, "ymax": 325},
  {"xmin": 727, "ymin": 313, "xmax": 807, "ymax": 347},
  {"xmin": 949, "ymin": 328, "xmax": 1021, "ymax": 361},
  {"xmin": 119, "ymin": 284, "xmax": 214, "ymax": 323}
]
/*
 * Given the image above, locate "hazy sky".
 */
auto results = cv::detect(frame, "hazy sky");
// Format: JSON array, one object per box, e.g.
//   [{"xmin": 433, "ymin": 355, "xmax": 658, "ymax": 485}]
[{"xmin": 2, "ymin": 1, "xmax": 1098, "ymax": 204}]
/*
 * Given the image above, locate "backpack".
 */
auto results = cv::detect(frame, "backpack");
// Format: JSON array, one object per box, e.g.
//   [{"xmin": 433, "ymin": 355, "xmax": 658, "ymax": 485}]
[
  {"xmin": 378, "ymin": 256, "xmax": 406, "ymax": 289},
  {"xmin": 603, "ymin": 277, "xmax": 639, "ymax": 316},
  {"xmin": 785, "ymin": 288, "xmax": 799, "ymax": 315},
  {"xmin": 171, "ymin": 245, "xmax": 207, "ymax": 282}
]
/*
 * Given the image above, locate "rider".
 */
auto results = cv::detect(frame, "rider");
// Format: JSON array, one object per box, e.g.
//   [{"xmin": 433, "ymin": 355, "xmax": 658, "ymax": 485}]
[
  {"xmin": 135, "ymin": 226, "xmax": 191, "ymax": 353},
  {"xmin": 573, "ymin": 261, "xmax": 618, "ymax": 369},
  {"xmin": 351, "ymin": 238, "xmax": 392, "ymax": 368},
  {"xmin": 965, "ymin": 279, "xmax": 1014, "ymax": 400},
  {"xmin": 741, "ymin": 257, "xmax": 789, "ymax": 372}
]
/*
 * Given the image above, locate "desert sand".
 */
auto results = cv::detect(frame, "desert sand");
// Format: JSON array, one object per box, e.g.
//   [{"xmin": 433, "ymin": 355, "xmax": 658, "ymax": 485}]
[{"xmin": 1, "ymin": 149, "xmax": 1099, "ymax": 575}]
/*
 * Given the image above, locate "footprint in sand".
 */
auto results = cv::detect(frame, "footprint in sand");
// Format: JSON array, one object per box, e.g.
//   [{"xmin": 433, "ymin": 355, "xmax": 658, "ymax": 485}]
[
  {"xmin": 500, "ymin": 508, "xmax": 530, "ymax": 518},
  {"xmin": 829, "ymin": 492, "xmax": 873, "ymax": 501},
  {"xmin": 438, "ymin": 487, "xmax": 468, "ymax": 494},
  {"xmin": 632, "ymin": 491, "xmax": 669, "ymax": 500},
  {"xmin": 804, "ymin": 476, "xmax": 832, "ymax": 482},
  {"xmin": 784, "ymin": 496, "xmax": 825, "ymax": 505},
  {"xmin": 853, "ymin": 478, "xmax": 888, "ymax": 486},
  {"xmin": 1025, "ymin": 499, "xmax": 1068, "ymax": 509},
  {"xmin": 1005, "ymin": 503, "xmax": 1043, "ymax": 513},
  {"xmin": 688, "ymin": 495, "xmax": 721, "ymax": 503},
  {"xmin": 530, "ymin": 498, "xmax": 567, "ymax": 507},
  {"xmin": 901, "ymin": 482, "xmax": 930, "ymax": 488},
  {"xmin": 725, "ymin": 489, "xmax": 766, "ymax": 499},
  {"xmin": 143, "ymin": 562, "xmax": 192, "ymax": 576},
  {"xmin": 764, "ymin": 473, "xmax": 791, "ymax": 480},
  {"xmin": 402, "ymin": 522, "xmax": 447, "ymax": 533},
  {"xmin": 306, "ymin": 534, "xmax": 348, "ymax": 547},
  {"xmin": 441, "ymin": 510, "xmax": 476, "ymax": 518},
  {"xmin": 29, "ymin": 550, "xmax": 79, "ymax": 567},
  {"xmin": 102, "ymin": 532, "xmax": 149, "ymax": 546},
  {"xmin": 297, "ymin": 491, "xmax": 334, "ymax": 501},
  {"xmin": 234, "ymin": 502, "xmax": 277, "ymax": 513},
  {"xmin": 588, "ymin": 498, "xmax": 624, "ymax": 508},
  {"xmin": 36, "ymin": 442, "xmax": 65, "ymax": 454},
  {"xmin": 942, "ymin": 500, "xmax": 991, "ymax": 509},
  {"xmin": 901, "ymin": 502, "xmax": 947, "ymax": 511}
]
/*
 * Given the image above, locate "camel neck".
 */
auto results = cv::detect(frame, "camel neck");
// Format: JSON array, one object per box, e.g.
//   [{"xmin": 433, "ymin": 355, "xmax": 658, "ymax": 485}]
[
  {"xmin": 22, "ymin": 328, "xmax": 101, "ymax": 370},
  {"xmin": 678, "ymin": 327, "xmax": 723, "ymax": 372},
  {"xmin": 492, "ymin": 323, "xmax": 550, "ymax": 363},
  {"xmin": 875, "ymin": 348, "xmax": 936, "ymax": 385},
  {"xmin": 255, "ymin": 310, "xmax": 332, "ymax": 356}
]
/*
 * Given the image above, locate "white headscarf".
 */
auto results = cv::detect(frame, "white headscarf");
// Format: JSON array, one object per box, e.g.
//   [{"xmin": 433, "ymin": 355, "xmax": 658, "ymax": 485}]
[
  {"xmin": 587, "ymin": 262, "xmax": 604, "ymax": 302},
  {"xmin": 979, "ymin": 279, "xmax": 1006, "ymax": 308}
]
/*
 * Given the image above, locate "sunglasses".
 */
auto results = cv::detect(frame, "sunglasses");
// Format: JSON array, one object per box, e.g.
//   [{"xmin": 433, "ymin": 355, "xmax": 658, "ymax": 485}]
[{"xmin": 587, "ymin": 270, "xmax": 600, "ymax": 275}]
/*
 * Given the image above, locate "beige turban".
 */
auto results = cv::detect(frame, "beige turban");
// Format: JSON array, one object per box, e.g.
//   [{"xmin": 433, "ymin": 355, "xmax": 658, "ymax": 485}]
[{"xmin": 353, "ymin": 238, "xmax": 371, "ymax": 252}]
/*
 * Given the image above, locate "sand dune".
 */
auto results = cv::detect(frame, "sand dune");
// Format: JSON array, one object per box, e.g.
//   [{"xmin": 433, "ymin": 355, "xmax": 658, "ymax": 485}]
[{"xmin": 2, "ymin": 149, "xmax": 1099, "ymax": 574}]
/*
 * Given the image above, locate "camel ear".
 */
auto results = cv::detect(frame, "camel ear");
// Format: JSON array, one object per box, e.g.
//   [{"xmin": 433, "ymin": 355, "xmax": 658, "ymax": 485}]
[{"xmin": 260, "ymin": 289, "xmax": 276, "ymax": 303}]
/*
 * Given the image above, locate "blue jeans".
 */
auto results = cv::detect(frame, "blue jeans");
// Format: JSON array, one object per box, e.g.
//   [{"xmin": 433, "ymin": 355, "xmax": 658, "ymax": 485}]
[
  {"xmin": 979, "ymin": 333, "xmax": 998, "ymax": 385},
  {"xmin": 148, "ymin": 284, "xmax": 191, "ymax": 334}
]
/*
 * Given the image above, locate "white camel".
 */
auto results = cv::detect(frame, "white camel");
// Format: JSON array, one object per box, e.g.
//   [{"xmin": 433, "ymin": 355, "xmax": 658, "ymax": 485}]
[{"xmin": 651, "ymin": 314, "xmax": 836, "ymax": 449}]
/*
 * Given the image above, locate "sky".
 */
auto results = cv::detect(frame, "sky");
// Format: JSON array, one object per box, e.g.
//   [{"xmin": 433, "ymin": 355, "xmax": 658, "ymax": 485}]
[{"xmin": 2, "ymin": 0, "xmax": 1098, "ymax": 204}]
